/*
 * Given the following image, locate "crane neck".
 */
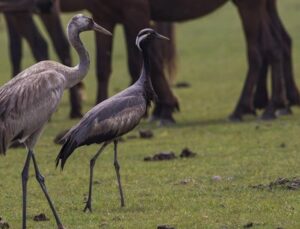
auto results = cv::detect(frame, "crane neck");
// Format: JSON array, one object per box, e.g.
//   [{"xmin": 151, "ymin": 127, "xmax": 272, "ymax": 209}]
[
  {"xmin": 137, "ymin": 45, "xmax": 156, "ymax": 102},
  {"xmin": 65, "ymin": 25, "xmax": 90, "ymax": 88}
]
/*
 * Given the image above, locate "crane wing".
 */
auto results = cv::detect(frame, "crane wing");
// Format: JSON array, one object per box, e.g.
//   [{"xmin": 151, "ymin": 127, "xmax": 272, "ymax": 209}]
[
  {"xmin": 0, "ymin": 70, "xmax": 66, "ymax": 153},
  {"xmin": 56, "ymin": 95, "xmax": 146, "ymax": 168}
]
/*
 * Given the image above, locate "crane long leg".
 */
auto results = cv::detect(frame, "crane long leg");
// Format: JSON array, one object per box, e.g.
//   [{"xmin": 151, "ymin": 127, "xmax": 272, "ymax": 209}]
[
  {"xmin": 84, "ymin": 142, "xmax": 108, "ymax": 212},
  {"xmin": 31, "ymin": 152, "xmax": 64, "ymax": 229},
  {"xmin": 21, "ymin": 150, "xmax": 32, "ymax": 229},
  {"xmin": 113, "ymin": 140, "xmax": 125, "ymax": 207}
]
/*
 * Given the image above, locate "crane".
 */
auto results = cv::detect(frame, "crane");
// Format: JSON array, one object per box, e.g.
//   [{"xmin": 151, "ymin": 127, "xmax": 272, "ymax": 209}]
[
  {"xmin": 56, "ymin": 28, "xmax": 169, "ymax": 212},
  {"xmin": 0, "ymin": 14, "xmax": 111, "ymax": 229}
]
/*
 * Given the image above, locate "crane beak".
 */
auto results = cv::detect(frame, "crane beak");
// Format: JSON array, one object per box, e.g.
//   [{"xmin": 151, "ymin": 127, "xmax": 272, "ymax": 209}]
[
  {"xmin": 92, "ymin": 23, "xmax": 112, "ymax": 36},
  {"xmin": 155, "ymin": 33, "xmax": 170, "ymax": 41}
]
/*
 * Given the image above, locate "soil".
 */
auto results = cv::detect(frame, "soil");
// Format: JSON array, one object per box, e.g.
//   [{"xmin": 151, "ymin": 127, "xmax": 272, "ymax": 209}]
[
  {"xmin": 144, "ymin": 152, "xmax": 176, "ymax": 161},
  {"xmin": 157, "ymin": 225, "xmax": 175, "ymax": 229},
  {"xmin": 179, "ymin": 148, "xmax": 197, "ymax": 158},
  {"xmin": 33, "ymin": 213, "xmax": 49, "ymax": 221},
  {"xmin": 174, "ymin": 81, "xmax": 191, "ymax": 88},
  {"xmin": 251, "ymin": 177, "xmax": 300, "ymax": 190},
  {"xmin": 139, "ymin": 129, "xmax": 154, "ymax": 139}
]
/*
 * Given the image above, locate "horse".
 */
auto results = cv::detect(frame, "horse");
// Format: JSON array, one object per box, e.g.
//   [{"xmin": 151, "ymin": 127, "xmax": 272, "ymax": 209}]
[
  {"xmin": 4, "ymin": 0, "xmax": 299, "ymax": 122},
  {"xmin": 79, "ymin": 0, "xmax": 299, "ymax": 121}
]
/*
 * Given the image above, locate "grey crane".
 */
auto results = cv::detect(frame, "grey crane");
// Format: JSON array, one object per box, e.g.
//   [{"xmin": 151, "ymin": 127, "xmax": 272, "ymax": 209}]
[
  {"xmin": 56, "ymin": 28, "xmax": 169, "ymax": 212},
  {"xmin": 0, "ymin": 14, "xmax": 111, "ymax": 229}
]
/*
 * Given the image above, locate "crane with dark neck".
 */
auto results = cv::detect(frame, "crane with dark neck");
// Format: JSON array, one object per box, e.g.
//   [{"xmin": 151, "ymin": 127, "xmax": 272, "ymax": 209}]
[
  {"xmin": 56, "ymin": 28, "xmax": 169, "ymax": 212},
  {"xmin": 135, "ymin": 28, "xmax": 167, "ymax": 108}
]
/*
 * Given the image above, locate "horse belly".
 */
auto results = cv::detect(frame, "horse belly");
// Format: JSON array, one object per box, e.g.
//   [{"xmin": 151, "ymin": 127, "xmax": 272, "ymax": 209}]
[{"xmin": 150, "ymin": 0, "xmax": 229, "ymax": 22}]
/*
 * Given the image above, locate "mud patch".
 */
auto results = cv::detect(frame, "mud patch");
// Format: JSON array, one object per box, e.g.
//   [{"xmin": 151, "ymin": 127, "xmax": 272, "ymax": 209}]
[
  {"xmin": 179, "ymin": 148, "xmax": 196, "ymax": 158},
  {"xmin": 144, "ymin": 148, "xmax": 197, "ymax": 161},
  {"xmin": 144, "ymin": 152, "xmax": 176, "ymax": 161},
  {"xmin": 0, "ymin": 217, "xmax": 9, "ymax": 229},
  {"xmin": 174, "ymin": 81, "xmax": 190, "ymax": 88},
  {"xmin": 252, "ymin": 177, "xmax": 300, "ymax": 190},
  {"xmin": 157, "ymin": 225, "xmax": 175, "ymax": 229},
  {"xmin": 33, "ymin": 213, "xmax": 49, "ymax": 222},
  {"xmin": 139, "ymin": 129, "xmax": 154, "ymax": 139}
]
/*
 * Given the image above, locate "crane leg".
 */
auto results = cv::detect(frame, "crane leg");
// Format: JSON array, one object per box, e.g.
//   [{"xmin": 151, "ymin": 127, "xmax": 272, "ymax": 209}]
[
  {"xmin": 31, "ymin": 152, "xmax": 64, "ymax": 229},
  {"xmin": 84, "ymin": 143, "xmax": 108, "ymax": 212},
  {"xmin": 113, "ymin": 140, "xmax": 125, "ymax": 207},
  {"xmin": 21, "ymin": 150, "xmax": 32, "ymax": 229}
]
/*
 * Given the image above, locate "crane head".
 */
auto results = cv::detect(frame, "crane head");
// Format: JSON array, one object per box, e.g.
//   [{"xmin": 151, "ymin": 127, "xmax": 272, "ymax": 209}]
[
  {"xmin": 136, "ymin": 28, "xmax": 169, "ymax": 51},
  {"xmin": 68, "ymin": 14, "xmax": 112, "ymax": 36}
]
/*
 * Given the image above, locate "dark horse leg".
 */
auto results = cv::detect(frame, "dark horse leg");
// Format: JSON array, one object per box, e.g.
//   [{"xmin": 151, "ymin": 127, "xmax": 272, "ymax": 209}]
[
  {"xmin": 92, "ymin": 17, "xmax": 116, "ymax": 104},
  {"xmin": 4, "ymin": 6, "xmax": 83, "ymax": 119},
  {"xmin": 230, "ymin": 0, "xmax": 287, "ymax": 121},
  {"xmin": 4, "ymin": 15, "xmax": 22, "ymax": 77},
  {"xmin": 253, "ymin": 58, "xmax": 269, "ymax": 110},
  {"xmin": 39, "ymin": 1, "xmax": 83, "ymax": 118},
  {"xmin": 4, "ymin": 11, "xmax": 48, "ymax": 68},
  {"xmin": 267, "ymin": 0, "xmax": 300, "ymax": 108}
]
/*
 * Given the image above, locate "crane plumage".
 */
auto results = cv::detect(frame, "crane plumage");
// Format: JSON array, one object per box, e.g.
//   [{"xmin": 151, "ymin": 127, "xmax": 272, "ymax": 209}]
[
  {"xmin": 0, "ymin": 14, "xmax": 111, "ymax": 229},
  {"xmin": 56, "ymin": 28, "xmax": 169, "ymax": 212}
]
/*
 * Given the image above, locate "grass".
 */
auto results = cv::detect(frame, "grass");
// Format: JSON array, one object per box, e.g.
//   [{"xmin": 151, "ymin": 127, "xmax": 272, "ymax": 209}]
[{"xmin": 1, "ymin": 1, "xmax": 300, "ymax": 228}]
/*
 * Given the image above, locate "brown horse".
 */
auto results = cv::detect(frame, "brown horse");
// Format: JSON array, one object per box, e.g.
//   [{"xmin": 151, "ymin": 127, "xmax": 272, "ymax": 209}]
[
  {"xmin": 78, "ymin": 0, "xmax": 299, "ymax": 121},
  {"xmin": 0, "ymin": 0, "xmax": 34, "ymax": 11},
  {"xmin": 1, "ymin": 0, "xmax": 83, "ymax": 118},
  {"xmin": 4, "ymin": 0, "xmax": 299, "ymax": 122}
]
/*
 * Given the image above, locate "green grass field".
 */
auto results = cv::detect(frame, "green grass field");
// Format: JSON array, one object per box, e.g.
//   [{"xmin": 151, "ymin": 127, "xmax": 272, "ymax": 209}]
[{"xmin": 1, "ymin": 1, "xmax": 300, "ymax": 228}]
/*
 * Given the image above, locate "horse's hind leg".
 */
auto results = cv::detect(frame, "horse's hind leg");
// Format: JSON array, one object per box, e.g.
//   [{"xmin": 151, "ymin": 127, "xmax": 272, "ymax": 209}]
[
  {"xmin": 229, "ymin": 0, "xmax": 265, "ymax": 121},
  {"xmin": 267, "ymin": 0, "xmax": 300, "ymax": 108},
  {"xmin": 92, "ymin": 17, "xmax": 116, "ymax": 103},
  {"xmin": 4, "ymin": 13, "xmax": 22, "ymax": 77},
  {"xmin": 253, "ymin": 57, "xmax": 269, "ymax": 110},
  {"xmin": 4, "ymin": 11, "xmax": 48, "ymax": 63}
]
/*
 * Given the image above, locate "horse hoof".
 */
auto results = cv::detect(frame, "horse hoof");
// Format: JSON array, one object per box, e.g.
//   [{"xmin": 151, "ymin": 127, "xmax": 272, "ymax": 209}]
[
  {"xmin": 70, "ymin": 112, "xmax": 83, "ymax": 119},
  {"xmin": 228, "ymin": 113, "xmax": 243, "ymax": 122},
  {"xmin": 158, "ymin": 118, "xmax": 176, "ymax": 126},
  {"xmin": 260, "ymin": 112, "xmax": 277, "ymax": 121},
  {"xmin": 276, "ymin": 107, "xmax": 292, "ymax": 116}
]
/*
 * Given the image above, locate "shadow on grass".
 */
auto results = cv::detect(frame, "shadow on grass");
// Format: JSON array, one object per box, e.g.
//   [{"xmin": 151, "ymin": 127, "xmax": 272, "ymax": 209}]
[{"xmin": 147, "ymin": 116, "xmax": 266, "ymax": 130}]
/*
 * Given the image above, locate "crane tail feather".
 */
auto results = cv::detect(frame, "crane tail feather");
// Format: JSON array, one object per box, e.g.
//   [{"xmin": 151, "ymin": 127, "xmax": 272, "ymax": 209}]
[
  {"xmin": 0, "ymin": 126, "xmax": 8, "ymax": 155},
  {"xmin": 56, "ymin": 137, "xmax": 78, "ymax": 170}
]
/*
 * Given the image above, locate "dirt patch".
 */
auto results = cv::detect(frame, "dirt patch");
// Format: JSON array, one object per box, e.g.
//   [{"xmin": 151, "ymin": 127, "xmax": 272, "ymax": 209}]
[
  {"xmin": 33, "ymin": 213, "xmax": 49, "ymax": 222},
  {"xmin": 144, "ymin": 148, "xmax": 197, "ymax": 162},
  {"xmin": 174, "ymin": 81, "xmax": 190, "ymax": 88},
  {"xmin": 252, "ymin": 177, "xmax": 300, "ymax": 190},
  {"xmin": 157, "ymin": 225, "xmax": 175, "ymax": 229},
  {"xmin": 0, "ymin": 217, "xmax": 9, "ymax": 229},
  {"xmin": 144, "ymin": 152, "xmax": 176, "ymax": 161},
  {"xmin": 139, "ymin": 129, "xmax": 154, "ymax": 139},
  {"xmin": 179, "ymin": 148, "xmax": 196, "ymax": 158}
]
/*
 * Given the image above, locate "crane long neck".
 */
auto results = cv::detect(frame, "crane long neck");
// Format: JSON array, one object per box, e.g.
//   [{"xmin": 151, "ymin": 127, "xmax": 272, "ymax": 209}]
[
  {"xmin": 139, "ymin": 46, "xmax": 152, "ymax": 84},
  {"xmin": 137, "ymin": 45, "xmax": 156, "ymax": 101},
  {"xmin": 65, "ymin": 26, "xmax": 90, "ymax": 88}
]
